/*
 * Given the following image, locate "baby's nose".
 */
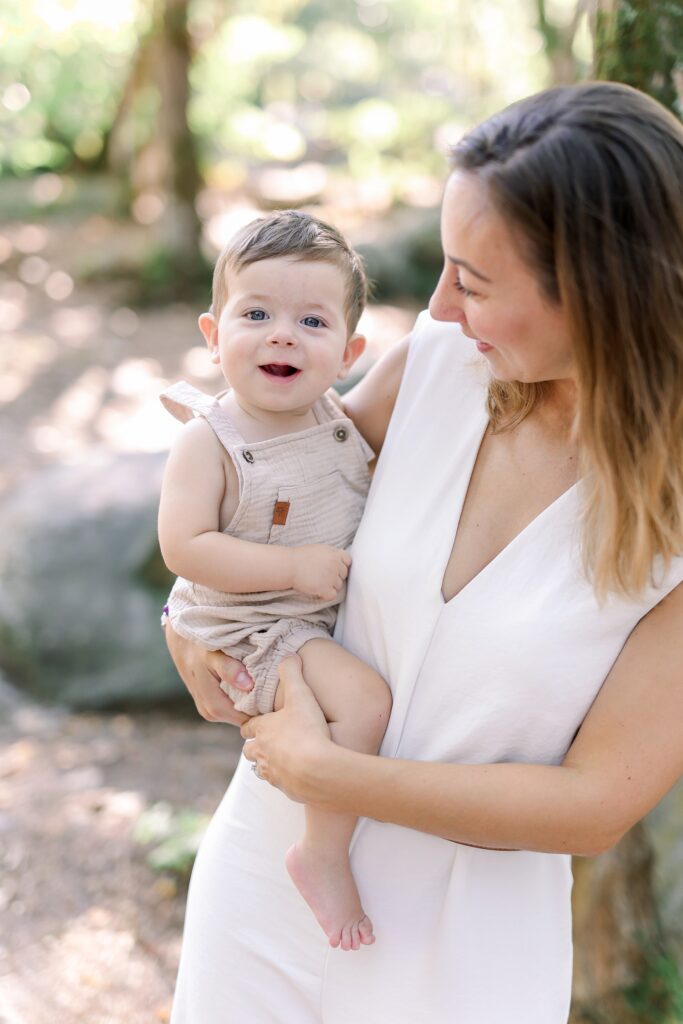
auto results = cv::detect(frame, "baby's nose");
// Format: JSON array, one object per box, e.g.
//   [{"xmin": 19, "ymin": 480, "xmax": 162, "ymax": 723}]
[{"xmin": 267, "ymin": 325, "xmax": 297, "ymax": 346}]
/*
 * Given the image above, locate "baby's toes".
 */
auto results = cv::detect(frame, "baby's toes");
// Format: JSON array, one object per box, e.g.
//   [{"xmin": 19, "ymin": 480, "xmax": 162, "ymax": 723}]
[
  {"xmin": 359, "ymin": 914, "xmax": 375, "ymax": 945},
  {"xmin": 340, "ymin": 924, "xmax": 353, "ymax": 952}
]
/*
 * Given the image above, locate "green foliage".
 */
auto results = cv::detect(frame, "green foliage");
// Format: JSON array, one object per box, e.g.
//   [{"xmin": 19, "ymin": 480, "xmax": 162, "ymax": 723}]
[
  {"xmin": 3, "ymin": 0, "xmax": 549, "ymax": 188},
  {"xmin": 134, "ymin": 801, "xmax": 210, "ymax": 877},
  {"xmin": 0, "ymin": 1, "xmax": 142, "ymax": 176},
  {"xmin": 594, "ymin": 0, "xmax": 683, "ymax": 120},
  {"xmin": 137, "ymin": 243, "xmax": 212, "ymax": 302},
  {"xmin": 624, "ymin": 950, "xmax": 683, "ymax": 1024},
  {"xmin": 357, "ymin": 206, "xmax": 441, "ymax": 304}
]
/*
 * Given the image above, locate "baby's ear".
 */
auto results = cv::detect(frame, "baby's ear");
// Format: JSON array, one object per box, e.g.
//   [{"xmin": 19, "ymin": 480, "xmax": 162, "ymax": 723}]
[
  {"xmin": 198, "ymin": 312, "xmax": 219, "ymax": 363},
  {"xmin": 338, "ymin": 333, "xmax": 366, "ymax": 380}
]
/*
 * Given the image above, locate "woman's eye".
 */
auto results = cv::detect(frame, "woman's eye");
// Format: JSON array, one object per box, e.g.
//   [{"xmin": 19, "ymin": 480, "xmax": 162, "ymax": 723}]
[
  {"xmin": 302, "ymin": 315, "xmax": 324, "ymax": 328},
  {"xmin": 246, "ymin": 309, "xmax": 267, "ymax": 321},
  {"xmin": 454, "ymin": 274, "xmax": 476, "ymax": 299}
]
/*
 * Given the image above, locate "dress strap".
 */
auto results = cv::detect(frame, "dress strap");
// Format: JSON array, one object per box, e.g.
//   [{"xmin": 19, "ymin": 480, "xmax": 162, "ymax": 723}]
[{"xmin": 160, "ymin": 381, "xmax": 245, "ymax": 450}]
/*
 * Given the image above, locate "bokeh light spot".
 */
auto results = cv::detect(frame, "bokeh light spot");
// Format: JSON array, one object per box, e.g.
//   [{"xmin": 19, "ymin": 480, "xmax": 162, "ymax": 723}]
[
  {"xmin": 2, "ymin": 83, "xmax": 31, "ymax": 112},
  {"xmin": 45, "ymin": 271, "xmax": 75, "ymax": 301},
  {"xmin": 19, "ymin": 256, "xmax": 50, "ymax": 285}
]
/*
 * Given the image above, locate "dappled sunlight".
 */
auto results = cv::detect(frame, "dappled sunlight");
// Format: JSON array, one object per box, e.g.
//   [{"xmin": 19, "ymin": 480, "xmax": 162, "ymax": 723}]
[
  {"xmin": 8, "ymin": 224, "xmax": 48, "ymax": 255},
  {"xmin": 256, "ymin": 162, "xmax": 328, "ymax": 204},
  {"xmin": 204, "ymin": 203, "xmax": 261, "ymax": 252},
  {"xmin": 44, "ymin": 364, "xmax": 109, "ymax": 436},
  {"xmin": 96, "ymin": 394, "xmax": 190, "ymax": 453},
  {"xmin": 44, "ymin": 270, "xmax": 74, "ymax": 301},
  {"xmin": 181, "ymin": 345, "xmax": 217, "ymax": 382},
  {"xmin": 356, "ymin": 303, "xmax": 419, "ymax": 366},
  {"xmin": 0, "ymin": 282, "xmax": 27, "ymax": 332},
  {"xmin": 0, "ymin": 331, "xmax": 58, "ymax": 404},
  {"xmin": 33, "ymin": 0, "xmax": 138, "ymax": 32},
  {"xmin": 49, "ymin": 305, "xmax": 102, "ymax": 346},
  {"xmin": 108, "ymin": 307, "xmax": 140, "ymax": 337},
  {"xmin": 31, "ymin": 173, "xmax": 65, "ymax": 206},
  {"xmin": 97, "ymin": 357, "xmax": 185, "ymax": 452},
  {"xmin": 17, "ymin": 255, "xmax": 49, "ymax": 285}
]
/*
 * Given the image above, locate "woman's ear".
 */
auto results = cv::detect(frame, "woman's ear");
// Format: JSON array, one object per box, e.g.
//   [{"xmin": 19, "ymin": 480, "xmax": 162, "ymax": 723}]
[
  {"xmin": 198, "ymin": 312, "xmax": 219, "ymax": 363},
  {"xmin": 338, "ymin": 333, "xmax": 366, "ymax": 380}
]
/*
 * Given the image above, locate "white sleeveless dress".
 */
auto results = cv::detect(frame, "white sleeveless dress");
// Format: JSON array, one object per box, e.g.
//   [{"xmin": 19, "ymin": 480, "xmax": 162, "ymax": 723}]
[{"xmin": 171, "ymin": 313, "xmax": 683, "ymax": 1024}]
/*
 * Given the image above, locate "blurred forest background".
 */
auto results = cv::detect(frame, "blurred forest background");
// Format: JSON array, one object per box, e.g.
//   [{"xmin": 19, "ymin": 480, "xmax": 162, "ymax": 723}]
[{"xmin": 1, "ymin": 1, "xmax": 683, "ymax": 1022}]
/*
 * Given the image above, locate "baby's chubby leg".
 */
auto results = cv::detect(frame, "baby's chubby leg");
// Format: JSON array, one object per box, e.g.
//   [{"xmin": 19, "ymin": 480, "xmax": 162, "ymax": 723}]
[{"xmin": 274, "ymin": 639, "xmax": 391, "ymax": 951}]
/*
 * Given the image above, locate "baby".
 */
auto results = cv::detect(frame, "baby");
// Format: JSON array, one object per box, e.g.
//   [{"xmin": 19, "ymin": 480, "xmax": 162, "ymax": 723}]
[{"xmin": 158, "ymin": 210, "xmax": 392, "ymax": 952}]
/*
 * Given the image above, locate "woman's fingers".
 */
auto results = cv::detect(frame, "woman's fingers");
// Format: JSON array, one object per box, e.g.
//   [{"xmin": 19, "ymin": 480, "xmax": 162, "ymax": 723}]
[
  {"xmin": 165, "ymin": 624, "xmax": 253, "ymax": 726},
  {"xmin": 207, "ymin": 650, "xmax": 254, "ymax": 692}
]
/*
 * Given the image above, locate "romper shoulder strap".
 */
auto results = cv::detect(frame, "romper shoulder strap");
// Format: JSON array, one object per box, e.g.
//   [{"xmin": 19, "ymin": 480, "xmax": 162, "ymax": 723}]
[
  {"xmin": 160, "ymin": 381, "xmax": 245, "ymax": 450},
  {"xmin": 315, "ymin": 387, "xmax": 376, "ymax": 463}
]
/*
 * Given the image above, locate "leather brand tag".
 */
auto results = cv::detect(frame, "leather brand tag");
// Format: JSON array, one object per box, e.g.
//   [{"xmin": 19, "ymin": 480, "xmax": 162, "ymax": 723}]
[{"xmin": 272, "ymin": 500, "xmax": 290, "ymax": 526}]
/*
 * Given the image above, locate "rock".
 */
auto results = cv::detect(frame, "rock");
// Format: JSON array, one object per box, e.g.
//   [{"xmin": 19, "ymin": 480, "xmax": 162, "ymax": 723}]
[{"xmin": 0, "ymin": 451, "xmax": 182, "ymax": 708}]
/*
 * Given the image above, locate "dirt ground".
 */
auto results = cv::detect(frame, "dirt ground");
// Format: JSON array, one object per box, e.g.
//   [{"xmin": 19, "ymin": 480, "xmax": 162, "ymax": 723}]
[
  {"xmin": 0, "ymin": 205, "xmax": 419, "ymax": 1023},
  {"xmin": 0, "ymin": 675, "xmax": 243, "ymax": 1024}
]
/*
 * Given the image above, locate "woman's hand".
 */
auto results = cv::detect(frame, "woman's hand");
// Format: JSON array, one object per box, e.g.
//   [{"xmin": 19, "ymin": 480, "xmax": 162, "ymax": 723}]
[
  {"xmin": 241, "ymin": 656, "xmax": 333, "ymax": 803},
  {"xmin": 164, "ymin": 621, "xmax": 254, "ymax": 726}
]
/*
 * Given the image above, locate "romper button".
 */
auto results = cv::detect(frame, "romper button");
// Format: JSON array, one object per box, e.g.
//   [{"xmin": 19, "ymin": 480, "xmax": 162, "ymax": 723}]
[
  {"xmin": 334, "ymin": 427, "xmax": 348, "ymax": 442},
  {"xmin": 243, "ymin": 450, "xmax": 255, "ymax": 463}
]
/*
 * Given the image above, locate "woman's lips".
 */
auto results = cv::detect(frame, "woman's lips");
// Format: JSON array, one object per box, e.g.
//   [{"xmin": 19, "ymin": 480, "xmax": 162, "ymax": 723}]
[{"xmin": 475, "ymin": 340, "xmax": 493, "ymax": 352}]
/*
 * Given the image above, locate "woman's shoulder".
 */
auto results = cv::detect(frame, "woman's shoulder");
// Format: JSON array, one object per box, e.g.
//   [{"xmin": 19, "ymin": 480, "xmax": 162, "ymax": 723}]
[{"xmin": 400, "ymin": 310, "xmax": 489, "ymax": 402}]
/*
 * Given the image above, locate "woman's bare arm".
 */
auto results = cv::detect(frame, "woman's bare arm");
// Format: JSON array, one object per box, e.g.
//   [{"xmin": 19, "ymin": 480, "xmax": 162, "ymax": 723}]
[
  {"xmin": 242, "ymin": 581, "xmax": 683, "ymax": 856},
  {"xmin": 341, "ymin": 335, "xmax": 410, "ymax": 455}
]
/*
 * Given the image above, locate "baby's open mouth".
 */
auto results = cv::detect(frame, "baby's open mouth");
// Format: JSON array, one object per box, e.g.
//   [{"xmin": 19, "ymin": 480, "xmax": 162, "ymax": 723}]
[{"xmin": 259, "ymin": 364, "xmax": 300, "ymax": 378}]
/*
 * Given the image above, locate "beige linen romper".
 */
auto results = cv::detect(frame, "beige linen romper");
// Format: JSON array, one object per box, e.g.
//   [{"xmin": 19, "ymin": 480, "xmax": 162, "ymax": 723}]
[{"xmin": 160, "ymin": 382, "xmax": 373, "ymax": 715}]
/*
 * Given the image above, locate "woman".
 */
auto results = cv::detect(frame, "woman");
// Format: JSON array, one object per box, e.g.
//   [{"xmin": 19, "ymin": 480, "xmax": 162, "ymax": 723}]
[{"xmin": 166, "ymin": 82, "xmax": 683, "ymax": 1023}]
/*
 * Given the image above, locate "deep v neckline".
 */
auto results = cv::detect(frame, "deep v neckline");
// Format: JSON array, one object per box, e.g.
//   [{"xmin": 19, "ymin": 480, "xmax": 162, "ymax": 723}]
[{"xmin": 439, "ymin": 416, "xmax": 579, "ymax": 606}]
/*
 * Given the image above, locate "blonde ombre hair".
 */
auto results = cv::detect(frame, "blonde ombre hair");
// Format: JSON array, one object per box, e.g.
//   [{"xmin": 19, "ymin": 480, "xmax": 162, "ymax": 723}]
[{"xmin": 451, "ymin": 82, "xmax": 683, "ymax": 599}]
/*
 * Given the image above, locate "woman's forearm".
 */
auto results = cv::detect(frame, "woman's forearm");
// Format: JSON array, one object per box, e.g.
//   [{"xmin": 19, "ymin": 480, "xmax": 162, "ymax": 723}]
[{"xmin": 308, "ymin": 745, "xmax": 623, "ymax": 857}]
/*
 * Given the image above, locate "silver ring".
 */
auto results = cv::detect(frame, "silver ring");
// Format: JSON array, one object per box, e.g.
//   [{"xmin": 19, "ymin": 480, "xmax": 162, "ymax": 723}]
[{"xmin": 250, "ymin": 760, "xmax": 264, "ymax": 780}]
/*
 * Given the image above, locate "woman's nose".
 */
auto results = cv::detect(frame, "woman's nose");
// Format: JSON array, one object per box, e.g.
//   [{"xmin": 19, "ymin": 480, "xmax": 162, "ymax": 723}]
[{"xmin": 429, "ymin": 274, "xmax": 466, "ymax": 324}]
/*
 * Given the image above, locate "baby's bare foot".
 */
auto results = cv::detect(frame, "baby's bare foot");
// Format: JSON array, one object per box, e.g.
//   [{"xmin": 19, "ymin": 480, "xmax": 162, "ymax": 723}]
[{"xmin": 285, "ymin": 842, "xmax": 375, "ymax": 951}]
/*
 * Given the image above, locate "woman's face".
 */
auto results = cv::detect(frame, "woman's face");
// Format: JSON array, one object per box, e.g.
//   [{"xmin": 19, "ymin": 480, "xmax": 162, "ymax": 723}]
[{"xmin": 429, "ymin": 171, "xmax": 576, "ymax": 385}]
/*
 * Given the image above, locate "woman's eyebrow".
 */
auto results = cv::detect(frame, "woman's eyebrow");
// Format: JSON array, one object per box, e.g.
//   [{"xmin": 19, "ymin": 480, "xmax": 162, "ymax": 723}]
[{"xmin": 447, "ymin": 255, "xmax": 492, "ymax": 283}]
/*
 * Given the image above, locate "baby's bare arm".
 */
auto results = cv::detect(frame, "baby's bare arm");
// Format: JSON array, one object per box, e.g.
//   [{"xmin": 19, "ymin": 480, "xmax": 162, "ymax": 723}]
[
  {"xmin": 159, "ymin": 418, "xmax": 350, "ymax": 598},
  {"xmin": 159, "ymin": 417, "xmax": 294, "ymax": 592}
]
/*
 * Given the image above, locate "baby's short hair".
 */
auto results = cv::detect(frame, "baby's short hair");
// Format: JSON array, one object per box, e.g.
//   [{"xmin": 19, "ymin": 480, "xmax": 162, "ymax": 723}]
[{"xmin": 210, "ymin": 210, "xmax": 367, "ymax": 333}]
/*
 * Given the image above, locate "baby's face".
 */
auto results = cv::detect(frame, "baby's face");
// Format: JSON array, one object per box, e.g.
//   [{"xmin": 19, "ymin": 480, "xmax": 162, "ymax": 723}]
[{"xmin": 206, "ymin": 257, "xmax": 358, "ymax": 417}]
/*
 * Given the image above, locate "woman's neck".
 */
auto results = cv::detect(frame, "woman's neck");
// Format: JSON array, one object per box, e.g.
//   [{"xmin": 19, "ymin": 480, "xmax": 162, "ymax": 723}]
[{"xmin": 536, "ymin": 378, "xmax": 579, "ymax": 439}]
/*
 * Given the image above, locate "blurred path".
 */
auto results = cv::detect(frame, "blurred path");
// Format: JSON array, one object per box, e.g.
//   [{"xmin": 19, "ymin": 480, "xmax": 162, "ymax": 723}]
[{"xmin": 0, "ymin": 672, "xmax": 243, "ymax": 1024}]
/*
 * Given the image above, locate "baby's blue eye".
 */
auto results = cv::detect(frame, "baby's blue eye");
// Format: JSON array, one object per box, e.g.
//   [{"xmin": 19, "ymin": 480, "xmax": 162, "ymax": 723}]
[
  {"xmin": 302, "ymin": 315, "xmax": 323, "ymax": 328},
  {"xmin": 247, "ymin": 309, "xmax": 267, "ymax": 321}
]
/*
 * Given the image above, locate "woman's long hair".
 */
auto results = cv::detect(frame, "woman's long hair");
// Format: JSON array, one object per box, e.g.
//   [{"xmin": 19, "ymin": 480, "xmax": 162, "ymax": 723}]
[{"xmin": 451, "ymin": 82, "xmax": 683, "ymax": 599}]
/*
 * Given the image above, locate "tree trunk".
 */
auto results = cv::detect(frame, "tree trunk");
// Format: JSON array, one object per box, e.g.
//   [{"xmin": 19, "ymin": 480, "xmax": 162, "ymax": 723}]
[
  {"xmin": 570, "ymin": 824, "xmax": 671, "ymax": 1023},
  {"xmin": 535, "ymin": 0, "xmax": 589, "ymax": 84},
  {"xmin": 105, "ymin": 0, "xmax": 203, "ymax": 287},
  {"xmin": 154, "ymin": 0, "xmax": 202, "ymax": 273}
]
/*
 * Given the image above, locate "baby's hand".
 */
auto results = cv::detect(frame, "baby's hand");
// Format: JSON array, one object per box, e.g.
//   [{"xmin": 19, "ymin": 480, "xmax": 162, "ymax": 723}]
[{"xmin": 290, "ymin": 545, "xmax": 352, "ymax": 601}]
